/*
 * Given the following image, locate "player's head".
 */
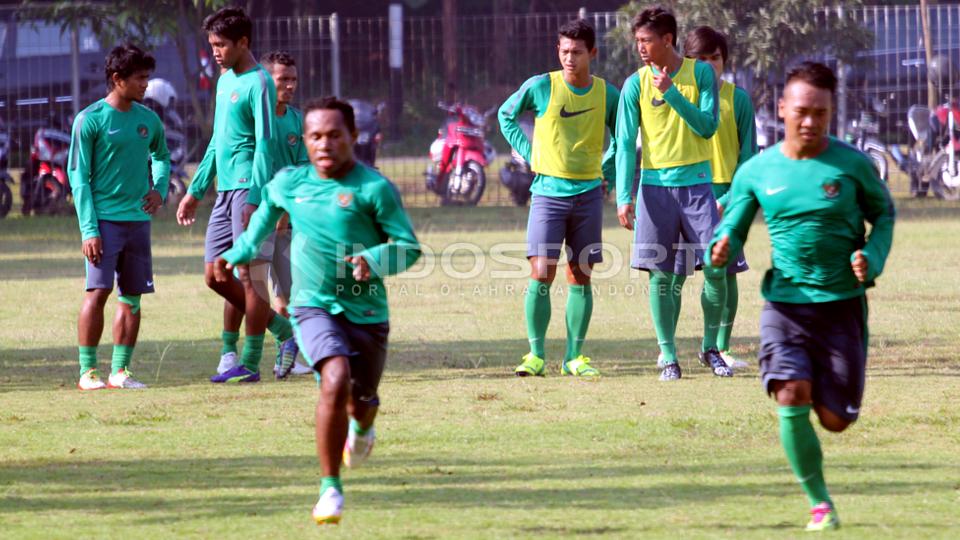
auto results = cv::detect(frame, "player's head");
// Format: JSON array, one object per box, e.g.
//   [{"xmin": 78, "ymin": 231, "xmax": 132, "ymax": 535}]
[
  {"xmin": 779, "ymin": 61, "xmax": 836, "ymax": 150},
  {"xmin": 557, "ymin": 19, "xmax": 597, "ymax": 76},
  {"xmin": 203, "ymin": 7, "xmax": 253, "ymax": 69},
  {"xmin": 631, "ymin": 6, "xmax": 677, "ymax": 67},
  {"xmin": 303, "ymin": 97, "xmax": 357, "ymax": 178},
  {"xmin": 261, "ymin": 51, "xmax": 298, "ymax": 106},
  {"xmin": 683, "ymin": 26, "xmax": 728, "ymax": 78},
  {"xmin": 104, "ymin": 43, "xmax": 156, "ymax": 101}
]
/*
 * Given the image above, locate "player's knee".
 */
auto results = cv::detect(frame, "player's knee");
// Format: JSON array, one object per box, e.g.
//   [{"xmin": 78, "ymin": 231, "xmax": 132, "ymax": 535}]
[
  {"xmin": 815, "ymin": 406, "xmax": 852, "ymax": 432},
  {"xmin": 773, "ymin": 380, "xmax": 812, "ymax": 406},
  {"xmin": 86, "ymin": 288, "xmax": 112, "ymax": 306},
  {"xmin": 566, "ymin": 264, "xmax": 592, "ymax": 285},
  {"xmin": 118, "ymin": 295, "xmax": 141, "ymax": 315}
]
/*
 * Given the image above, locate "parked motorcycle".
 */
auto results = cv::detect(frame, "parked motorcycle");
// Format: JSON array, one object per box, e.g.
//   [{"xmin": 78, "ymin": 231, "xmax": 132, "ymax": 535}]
[
  {"xmin": 845, "ymin": 108, "xmax": 890, "ymax": 182},
  {"xmin": 145, "ymin": 79, "xmax": 187, "ymax": 205},
  {"xmin": 21, "ymin": 127, "xmax": 71, "ymax": 215},
  {"xmin": 0, "ymin": 128, "xmax": 13, "ymax": 218},
  {"xmin": 498, "ymin": 116, "xmax": 535, "ymax": 206},
  {"xmin": 425, "ymin": 102, "xmax": 496, "ymax": 206},
  {"xmin": 891, "ymin": 102, "xmax": 960, "ymax": 200},
  {"xmin": 347, "ymin": 99, "xmax": 384, "ymax": 167}
]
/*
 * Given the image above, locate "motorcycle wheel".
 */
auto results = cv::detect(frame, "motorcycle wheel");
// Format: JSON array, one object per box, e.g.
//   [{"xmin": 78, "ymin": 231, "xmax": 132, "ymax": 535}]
[
  {"xmin": 0, "ymin": 178, "xmax": 12, "ymax": 218},
  {"xmin": 866, "ymin": 149, "xmax": 889, "ymax": 183},
  {"xmin": 446, "ymin": 160, "xmax": 485, "ymax": 207},
  {"xmin": 20, "ymin": 172, "xmax": 34, "ymax": 216},
  {"xmin": 35, "ymin": 175, "xmax": 63, "ymax": 215},
  {"xmin": 929, "ymin": 153, "xmax": 960, "ymax": 201}
]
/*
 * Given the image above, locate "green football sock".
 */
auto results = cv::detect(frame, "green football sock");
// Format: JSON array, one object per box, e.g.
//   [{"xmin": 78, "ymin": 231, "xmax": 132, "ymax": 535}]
[
  {"xmin": 79, "ymin": 346, "xmax": 97, "ymax": 376},
  {"xmin": 525, "ymin": 278, "xmax": 550, "ymax": 359},
  {"xmin": 267, "ymin": 313, "xmax": 293, "ymax": 342},
  {"xmin": 649, "ymin": 272, "xmax": 678, "ymax": 363},
  {"xmin": 700, "ymin": 267, "xmax": 727, "ymax": 351},
  {"xmin": 717, "ymin": 274, "xmax": 739, "ymax": 352},
  {"xmin": 111, "ymin": 344, "xmax": 134, "ymax": 374},
  {"xmin": 671, "ymin": 273, "xmax": 686, "ymax": 333},
  {"xmin": 779, "ymin": 405, "xmax": 832, "ymax": 507},
  {"xmin": 221, "ymin": 330, "xmax": 240, "ymax": 356},
  {"xmin": 349, "ymin": 416, "xmax": 372, "ymax": 435},
  {"xmin": 240, "ymin": 334, "xmax": 265, "ymax": 372},
  {"xmin": 320, "ymin": 476, "xmax": 342, "ymax": 495},
  {"xmin": 564, "ymin": 284, "xmax": 593, "ymax": 361}
]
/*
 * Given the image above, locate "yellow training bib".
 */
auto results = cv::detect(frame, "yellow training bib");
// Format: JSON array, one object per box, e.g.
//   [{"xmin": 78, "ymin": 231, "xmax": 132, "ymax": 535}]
[
  {"xmin": 710, "ymin": 81, "xmax": 739, "ymax": 183},
  {"xmin": 638, "ymin": 57, "xmax": 711, "ymax": 169},
  {"xmin": 531, "ymin": 71, "xmax": 606, "ymax": 180}
]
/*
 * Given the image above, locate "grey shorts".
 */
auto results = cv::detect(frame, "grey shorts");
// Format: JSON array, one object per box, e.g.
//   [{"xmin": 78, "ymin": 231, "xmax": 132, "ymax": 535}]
[
  {"xmin": 203, "ymin": 189, "xmax": 273, "ymax": 263},
  {"xmin": 293, "ymin": 306, "xmax": 389, "ymax": 406},
  {"xmin": 759, "ymin": 297, "xmax": 868, "ymax": 422},
  {"xmin": 631, "ymin": 183, "xmax": 719, "ymax": 275},
  {"xmin": 526, "ymin": 186, "xmax": 603, "ymax": 265},
  {"xmin": 270, "ymin": 226, "xmax": 292, "ymax": 299},
  {"xmin": 85, "ymin": 220, "xmax": 154, "ymax": 296}
]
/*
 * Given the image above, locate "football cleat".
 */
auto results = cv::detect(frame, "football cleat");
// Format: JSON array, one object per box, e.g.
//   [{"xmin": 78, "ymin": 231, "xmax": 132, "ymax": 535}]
[
  {"xmin": 210, "ymin": 365, "xmax": 260, "ymax": 383},
  {"xmin": 805, "ymin": 502, "xmax": 840, "ymax": 531},
  {"xmin": 275, "ymin": 338, "xmax": 300, "ymax": 380},
  {"xmin": 107, "ymin": 369, "xmax": 147, "ymax": 389},
  {"xmin": 720, "ymin": 350, "xmax": 750, "ymax": 370},
  {"xmin": 699, "ymin": 348, "xmax": 733, "ymax": 377},
  {"xmin": 561, "ymin": 355, "xmax": 600, "ymax": 377},
  {"xmin": 217, "ymin": 351, "xmax": 239, "ymax": 374},
  {"xmin": 343, "ymin": 426, "xmax": 376, "ymax": 468},
  {"xmin": 514, "ymin": 353, "xmax": 545, "ymax": 377},
  {"xmin": 659, "ymin": 362, "xmax": 682, "ymax": 381},
  {"xmin": 312, "ymin": 487, "xmax": 343, "ymax": 525},
  {"xmin": 78, "ymin": 369, "xmax": 107, "ymax": 391}
]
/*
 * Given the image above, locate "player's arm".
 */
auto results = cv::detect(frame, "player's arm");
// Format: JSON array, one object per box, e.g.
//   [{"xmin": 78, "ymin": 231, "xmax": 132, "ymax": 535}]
[
  {"xmin": 219, "ymin": 182, "xmax": 284, "ymax": 272},
  {"xmin": 187, "ymin": 137, "xmax": 216, "ymax": 200},
  {"xmin": 67, "ymin": 112, "xmax": 100, "ymax": 242},
  {"xmin": 353, "ymin": 181, "xmax": 422, "ymax": 279},
  {"xmin": 661, "ymin": 62, "xmax": 718, "ymax": 138},
  {"xmin": 708, "ymin": 168, "xmax": 759, "ymax": 267},
  {"xmin": 497, "ymin": 74, "xmax": 546, "ymax": 162},
  {"xmin": 718, "ymin": 87, "xmax": 759, "ymax": 208},
  {"xmin": 852, "ymin": 159, "xmax": 896, "ymax": 283},
  {"xmin": 600, "ymin": 82, "xmax": 620, "ymax": 184},
  {"xmin": 614, "ymin": 73, "xmax": 640, "ymax": 213},
  {"xmin": 148, "ymin": 115, "xmax": 171, "ymax": 201},
  {"xmin": 245, "ymin": 77, "xmax": 277, "ymax": 208}
]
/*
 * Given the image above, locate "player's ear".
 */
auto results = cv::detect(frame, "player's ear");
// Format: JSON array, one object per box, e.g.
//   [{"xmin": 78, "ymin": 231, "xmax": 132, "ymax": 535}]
[
  {"xmin": 778, "ymin": 98, "xmax": 785, "ymax": 119},
  {"xmin": 238, "ymin": 36, "xmax": 250, "ymax": 50},
  {"xmin": 589, "ymin": 47, "xmax": 598, "ymax": 60}
]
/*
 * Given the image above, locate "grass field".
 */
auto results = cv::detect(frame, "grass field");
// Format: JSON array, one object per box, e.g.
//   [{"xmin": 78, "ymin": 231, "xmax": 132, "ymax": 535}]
[{"xmin": 1, "ymin": 197, "xmax": 959, "ymax": 539}]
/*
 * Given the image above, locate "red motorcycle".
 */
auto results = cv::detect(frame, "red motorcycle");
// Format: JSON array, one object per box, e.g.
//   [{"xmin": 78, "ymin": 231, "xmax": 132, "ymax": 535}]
[
  {"xmin": 424, "ymin": 102, "xmax": 496, "ymax": 206},
  {"xmin": 22, "ymin": 127, "xmax": 72, "ymax": 215}
]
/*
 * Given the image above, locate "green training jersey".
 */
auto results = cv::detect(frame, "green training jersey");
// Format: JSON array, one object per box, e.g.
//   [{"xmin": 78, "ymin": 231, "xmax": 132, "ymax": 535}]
[
  {"xmin": 614, "ymin": 61, "xmax": 718, "ymax": 206},
  {"xmin": 498, "ymin": 72, "xmax": 619, "ymax": 198},
  {"xmin": 68, "ymin": 99, "xmax": 170, "ymax": 241},
  {"xmin": 273, "ymin": 105, "xmax": 309, "ymax": 169},
  {"xmin": 188, "ymin": 64, "xmax": 277, "ymax": 205},
  {"xmin": 708, "ymin": 137, "xmax": 895, "ymax": 303},
  {"xmin": 222, "ymin": 162, "xmax": 421, "ymax": 324}
]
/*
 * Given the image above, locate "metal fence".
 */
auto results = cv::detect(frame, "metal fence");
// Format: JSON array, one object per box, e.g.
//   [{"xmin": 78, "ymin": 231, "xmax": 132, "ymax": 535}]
[{"xmin": 3, "ymin": 4, "xmax": 960, "ymax": 207}]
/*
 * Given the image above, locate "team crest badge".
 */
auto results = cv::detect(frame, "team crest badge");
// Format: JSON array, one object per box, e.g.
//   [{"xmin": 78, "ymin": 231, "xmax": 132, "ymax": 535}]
[
  {"xmin": 822, "ymin": 179, "xmax": 840, "ymax": 198},
  {"xmin": 287, "ymin": 133, "xmax": 298, "ymax": 146},
  {"xmin": 137, "ymin": 124, "xmax": 149, "ymax": 138},
  {"xmin": 230, "ymin": 91, "xmax": 240, "ymax": 103},
  {"xmin": 337, "ymin": 192, "xmax": 353, "ymax": 208}
]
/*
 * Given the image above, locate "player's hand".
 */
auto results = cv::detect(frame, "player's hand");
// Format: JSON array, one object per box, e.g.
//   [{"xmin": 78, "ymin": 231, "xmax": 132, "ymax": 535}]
[
  {"xmin": 653, "ymin": 64, "xmax": 673, "ymax": 94},
  {"xmin": 276, "ymin": 212, "xmax": 289, "ymax": 231},
  {"xmin": 346, "ymin": 255, "xmax": 370, "ymax": 282},
  {"xmin": 141, "ymin": 189, "xmax": 163, "ymax": 215},
  {"xmin": 851, "ymin": 250, "xmax": 868, "ymax": 283},
  {"xmin": 177, "ymin": 194, "xmax": 199, "ymax": 226},
  {"xmin": 212, "ymin": 257, "xmax": 234, "ymax": 283},
  {"xmin": 711, "ymin": 235, "xmax": 730, "ymax": 267},
  {"xmin": 617, "ymin": 204, "xmax": 635, "ymax": 231},
  {"xmin": 82, "ymin": 237, "xmax": 102, "ymax": 265},
  {"xmin": 241, "ymin": 203, "xmax": 257, "ymax": 230},
  {"xmin": 716, "ymin": 201, "xmax": 725, "ymax": 219}
]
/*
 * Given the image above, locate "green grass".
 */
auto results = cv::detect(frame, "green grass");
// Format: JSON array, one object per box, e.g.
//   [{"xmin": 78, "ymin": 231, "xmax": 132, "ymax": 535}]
[{"xmin": 1, "ymin": 198, "xmax": 960, "ymax": 538}]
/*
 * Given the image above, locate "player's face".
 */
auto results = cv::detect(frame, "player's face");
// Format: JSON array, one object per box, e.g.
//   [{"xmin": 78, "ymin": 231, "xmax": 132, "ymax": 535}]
[
  {"xmin": 634, "ymin": 28, "xmax": 673, "ymax": 67},
  {"xmin": 114, "ymin": 69, "xmax": 151, "ymax": 102},
  {"xmin": 305, "ymin": 108, "xmax": 357, "ymax": 178},
  {"xmin": 695, "ymin": 49, "xmax": 725, "ymax": 79},
  {"xmin": 269, "ymin": 64, "xmax": 298, "ymax": 105},
  {"xmin": 556, "ymin": 37, "xmax": 595, "ymax": 77},
  {"xmin": 208, "ymin": 34, "xmax": 246, "ymax": 69},
  {"xmin": 779, "ymin": 79, "xmax": 833, "ymax": 149}
]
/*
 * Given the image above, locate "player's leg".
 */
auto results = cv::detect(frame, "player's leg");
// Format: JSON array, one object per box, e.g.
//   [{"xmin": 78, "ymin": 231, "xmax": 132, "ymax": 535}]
[
  {"xmin": 560, "ymin": 187, "xmax": 602, "ymax": 376},
  {"xmin": 77, "ymin": 221, "xmax": 124, "ymax": 390},
  {"xmin": 108, "ymin": 221, "xmax": 154, "ymax": 389},
  {"xmin": 219, "ymin": 301, "xmax": 243, "ymax": 373},
  {"xmin": 204, "ymin": 191, "xmax": 249, "ymax": 374},
  {"xmin": 271, "ymin": 227, "xmax": 303, "ymax": 378},
  {"xmin": 342, "ymin": 317, "xmax": 389, "ymax": 468}
]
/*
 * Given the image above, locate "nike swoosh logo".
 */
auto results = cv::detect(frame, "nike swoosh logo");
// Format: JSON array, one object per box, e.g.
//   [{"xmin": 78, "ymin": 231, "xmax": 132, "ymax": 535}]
[
  {"xmin": 589, "ymin": 248, "xmax": 602, "ymax": 255},
  {"xmin": 765, "ymin": 187, "xmax": 787, "ymax": 195},
  {"xmin": 651, "ymin": 98, "xmax": 666, "ymax": 107},
  {"xmin": 845, "ymin": 405, "xmax": 860, "ymax": 415},
  {"xmin": 559, "ymin": 105, "xmax": 594, "ymax": 118},
  {"xmin": 737, "ymin": 260, "xmax": 747, "ymax": 267},
  {"xmin": 108, "ymin": 128, "xmax": 121, "ymax": 135},
  {"xmin": 146, "ymin": 281, "xmax": 154, "ymax": 287}
]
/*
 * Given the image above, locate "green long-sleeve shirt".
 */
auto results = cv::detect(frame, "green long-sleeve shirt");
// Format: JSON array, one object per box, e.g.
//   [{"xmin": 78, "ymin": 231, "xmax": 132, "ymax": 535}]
[
  {"xmin": 222, "ymin": 162, "xmax": 421, "ymax": 324},
  {"xmin": 615, "ymin": 61, "xmax": 718, "ymax": 206},
  {"xmin": 273, "ymin": 105, "xmax": 310, "ymax": 169},
  {"xmin": 707, "ymin": 138, "xmax": 896, "ymax": 303},
  {"xmin": 188, "ymin": 64, "xmax": 277, "ymax": 206},
  {"xmin": 68, "ymin": 99, "xmax": 170, "ymax": 240},
  {"xmin": 498, "ymin": 73, "xmax": 619, "ymax": 197}
]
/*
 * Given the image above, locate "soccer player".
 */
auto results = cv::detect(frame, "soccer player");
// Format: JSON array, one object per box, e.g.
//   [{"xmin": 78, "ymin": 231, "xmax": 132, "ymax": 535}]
[
  {"xmin": 498, "ymin": 19, "xmax": 619, "ymax": 377},
  {"xmin": 213, "ymin": 97, "xmax": 421, "ymax": 525},
  {"xmin": 682, "ymin": 26, "xmax": 758, "ymax": 370},
  {"xmin": 261, "ymin": 50, "xmax": 313, "ymax": 378},
  {"xmin": 176, "ymin": 7, "xmax": 295, "ymax": 383},
  {"xmin": 708, "ymin": 62, "xmax": 895, "ymax": 531},
  {"xmin": 68, "ymin": 43, "xmax": 170, "ymax": 390},
  {"xmin": 615, "ymin": 6, "xmax": 731, "ymax": 381}
]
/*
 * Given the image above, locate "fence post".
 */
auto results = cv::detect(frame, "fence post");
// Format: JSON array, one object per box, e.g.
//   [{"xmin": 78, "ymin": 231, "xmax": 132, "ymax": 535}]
[
  {"xmin": 836, "ymin": 5, "xmax": 848, "ymax": 140},
  {"xmin": 330, "ymin": 13, "xmax": 341, "ymax": 98},
  {"xmin": 389, "ymin": 3, "xmax": 404, "ymax": 139}
]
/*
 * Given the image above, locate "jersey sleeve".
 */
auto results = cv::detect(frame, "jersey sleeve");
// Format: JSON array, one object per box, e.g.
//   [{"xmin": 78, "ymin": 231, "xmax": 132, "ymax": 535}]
[
  {"xmin": 67, "ymin": 110, "xmax": 100, "ymax": 240},
  {"xmin": 148, "ymin": 114, "xmax": 172, "ymax": 200},
  {"xmin": 852, "ymin": 156, "xmax": 896, "ymax": 284},
  {"xmin": 707, "ymin": 163, "xmax": 760, "ymax": 267},
  {"xmin": 497, "ymin": 74, "xmax": 548, "ymax": 163},
  {"xmin": 614, "ymin": 73, "xmax": 641, "ymax": 206},
  {"xmin": 662, "ymin": 61, "xmax": 718, "ymax": 139},
  {"xmin": 601, "ymin": 81, "xmax": 620, "ymax": 183},
  {"xmin": 245, "ymin": 72, "xmax": 277, "ymax": 207},
  {"xmin": 188, "ymin": 136, "xmax": 217, "ymax": 199},
  {"xmin": 355, "ymin": 180, "xmax": 422, "ymax": 278},
  {"xmin": 222, "ymin": 176, "xmax": 285, "ymax": 265}
]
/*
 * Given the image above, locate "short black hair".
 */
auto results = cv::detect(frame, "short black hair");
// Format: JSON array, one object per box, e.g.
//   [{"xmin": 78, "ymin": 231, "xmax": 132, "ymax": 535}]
[
  {"xmin": 632, "ymin": 6, "xmax": 677, "ymax": 47},
  {"xmin": 104, "ymin": 43, "xmax": 156, "ymax": 89},
  {"xmin": 683, "ymin": 26, "xmax": 728, "ymax": 64},
  {"xmin": 558, "ymin": 19, "xmax": 596, "ymax": 51},
  {"xmin": 202, "ymin": 7, "xmax": 253, "ymax": 45},
  {"xmin": 785, "ymin": 61, "xmax": 837, "ymax": 95},
  {"xmin": 260, "ymin": 51, "xmax": 296, "ymax": 68},
  {"xmin": 304, "ymin": 96, "xmax": 356, "ymax": 134}
]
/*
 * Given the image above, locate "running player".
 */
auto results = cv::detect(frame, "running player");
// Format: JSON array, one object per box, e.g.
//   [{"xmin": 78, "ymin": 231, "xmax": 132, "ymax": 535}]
[
  {"xmin": 498, "ymin": 18, "xmax": 618, "ymax": 377},
  {"xmin": 709, "ymin": 62, "xmax": 895, "ymax": 531},
  {"xmin": 682, "ymin": 26, "xmax": 757, "ymax": 370},
  {"xmin": 68, "ymin": 43, "xmax": 170, "ymax": 390},
  {"xmin": 213, "ymin": 97, "xmax": 421, "ymax": 525},
  {"xmin": 615, "ymin": 6, "xmax": 731, "ymax": 380},
  {"xmin": 176, "ymin": 7, "xmax": 295, "ymax": 383}
]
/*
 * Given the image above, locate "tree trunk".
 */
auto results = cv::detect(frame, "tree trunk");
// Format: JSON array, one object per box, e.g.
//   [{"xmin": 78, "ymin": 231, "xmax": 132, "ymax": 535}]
[
  {"xmin": 920, "ymin": 0, "xmax": 937, "ymax": 109},
  {"xmin": 442, "ymin": 0, "xmax": 458, "ymax": 103}
]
